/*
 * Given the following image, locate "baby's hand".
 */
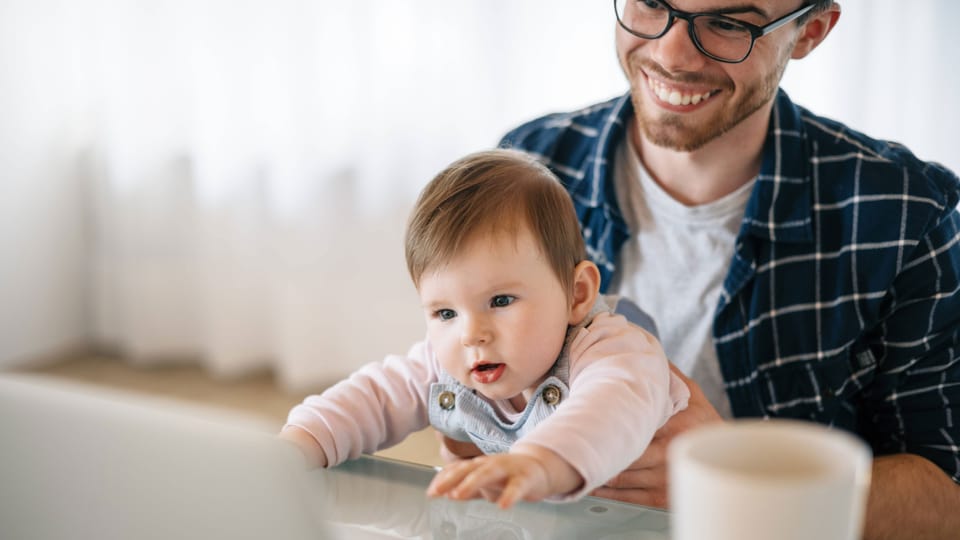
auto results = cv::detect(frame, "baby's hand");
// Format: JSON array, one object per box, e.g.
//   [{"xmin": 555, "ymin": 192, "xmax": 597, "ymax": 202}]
[
  {"xmin": 278, "ymin": 426, "xmax": 328, "ymax": 468},
  {"xmin": 426, "ymin": 445, "xmax": 582, "ymax": 509}
]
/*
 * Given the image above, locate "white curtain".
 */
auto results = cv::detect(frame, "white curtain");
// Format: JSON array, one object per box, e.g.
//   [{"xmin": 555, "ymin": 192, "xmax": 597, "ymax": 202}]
[
  {"xmin": 1, "ymin": 0, "xmax": 957, "ymax": 391},
  {"xmin": 781, "ymin": 0, "xmax": 959, "ymax": 172}
]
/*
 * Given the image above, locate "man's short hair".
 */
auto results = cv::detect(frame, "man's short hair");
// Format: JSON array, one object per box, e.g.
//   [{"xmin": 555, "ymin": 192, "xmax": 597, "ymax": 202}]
[{"xmin": 799, "ymin": 0, "xmax": 835, "ymax": 23}]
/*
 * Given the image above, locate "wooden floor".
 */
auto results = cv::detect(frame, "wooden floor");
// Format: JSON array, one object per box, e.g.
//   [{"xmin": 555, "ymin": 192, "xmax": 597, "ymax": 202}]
[{"xmin": 15, "ymin": 355, "xmax": 442, "ymax": 467}]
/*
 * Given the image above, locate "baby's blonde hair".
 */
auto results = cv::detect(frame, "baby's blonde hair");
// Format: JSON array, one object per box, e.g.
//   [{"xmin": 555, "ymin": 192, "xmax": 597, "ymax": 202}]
[{"xmin": 405, "ymin": 149, "xmax": 586, "ymax": 295}]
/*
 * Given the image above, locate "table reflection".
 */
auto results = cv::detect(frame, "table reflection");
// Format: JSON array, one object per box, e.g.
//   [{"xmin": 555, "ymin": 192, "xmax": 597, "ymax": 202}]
[{"xmin": 299, "ymin": 455, "xmax": 671, "ymax": 539}]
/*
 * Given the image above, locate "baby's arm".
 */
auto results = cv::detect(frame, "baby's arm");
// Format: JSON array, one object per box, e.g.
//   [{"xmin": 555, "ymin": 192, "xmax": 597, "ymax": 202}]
[
  {"xmin": 430, "ymin": 312, "xmax": 687, "ymax": 506},
  {"xmin": 510, "ymin": 313, "xmax": 689, "ymax": 499},
  {"xmin": 280, "ymin": 341, "xmax": 438, "ymax": 468},
  {"xmin": 426, "ymin": 442, "xmax": 581, "ymax": 509}
]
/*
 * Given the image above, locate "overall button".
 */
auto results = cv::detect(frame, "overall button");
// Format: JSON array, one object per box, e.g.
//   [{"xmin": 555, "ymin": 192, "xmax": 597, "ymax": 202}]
[
  {"xmin": 438, "ymin": 391, "xmax": 456, "ymax": 410},
  {"xmin": 542, "ymin": 385, "xmax": 561, "ymax": 405}
]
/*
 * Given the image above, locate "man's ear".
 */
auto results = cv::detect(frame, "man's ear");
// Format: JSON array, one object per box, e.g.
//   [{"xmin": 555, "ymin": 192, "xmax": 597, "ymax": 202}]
[
  {"xmin": 569, "ymin": 260, "xmax": 601, "ymax": 325},
  {"xmin": 791, "ymin": 5, "xmax": 841, "ymax": 59}
]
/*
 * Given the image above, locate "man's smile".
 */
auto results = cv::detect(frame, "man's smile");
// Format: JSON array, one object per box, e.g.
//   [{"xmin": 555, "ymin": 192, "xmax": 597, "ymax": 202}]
[{"xmin": 647, "ymin": 75, "xmax": 719, "ymax": 108}]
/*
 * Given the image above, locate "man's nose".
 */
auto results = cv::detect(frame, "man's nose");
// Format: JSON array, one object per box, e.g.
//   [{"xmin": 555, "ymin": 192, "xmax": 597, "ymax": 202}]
[{"xmin": 650, "ymin": 19, "xmax": 708, "ymax": 72}]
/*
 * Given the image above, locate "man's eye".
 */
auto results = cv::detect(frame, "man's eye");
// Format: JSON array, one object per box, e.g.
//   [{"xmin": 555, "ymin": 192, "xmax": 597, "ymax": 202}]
[
  {"xmin": 490, "ymin": 295, "xmax": 515, "ymax": 308},
  {"xmin": 703, "ymin": 16, "xmax": 749, "ymax": 36},
  {"xmin": 435, "ymin": 309, "xmax": 456, "ymax": 321},
  {"xmin": 639, "ymin": 0, "xmax": 666, "ymax": 10}
]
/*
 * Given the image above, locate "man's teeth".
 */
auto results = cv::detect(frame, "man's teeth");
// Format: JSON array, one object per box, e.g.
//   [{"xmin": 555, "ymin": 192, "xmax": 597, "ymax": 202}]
[{"xmin": 650, "ymin": 80, "xmax": 713, "ymax": 106}]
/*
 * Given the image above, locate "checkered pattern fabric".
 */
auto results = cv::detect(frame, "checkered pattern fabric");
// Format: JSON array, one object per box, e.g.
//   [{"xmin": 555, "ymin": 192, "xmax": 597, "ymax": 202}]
[{"xmin": 500, "ymin": 89, "xmax": 960, "ymax": 482}]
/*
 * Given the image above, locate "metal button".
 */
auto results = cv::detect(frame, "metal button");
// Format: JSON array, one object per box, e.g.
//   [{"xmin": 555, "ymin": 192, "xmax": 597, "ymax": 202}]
[
  {"xmin": 438, "ymin": 391, "xmax": 456, "ymax": 410},
  {"xmin": 542, "ymin": 385, "xmax": 561, "ymax": 405}
]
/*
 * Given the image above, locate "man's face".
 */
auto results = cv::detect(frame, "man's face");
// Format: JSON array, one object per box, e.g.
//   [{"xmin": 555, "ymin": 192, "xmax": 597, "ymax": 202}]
[{"xmin": 616, "ymin": 0, "xmax": 806, "ymax": 152}]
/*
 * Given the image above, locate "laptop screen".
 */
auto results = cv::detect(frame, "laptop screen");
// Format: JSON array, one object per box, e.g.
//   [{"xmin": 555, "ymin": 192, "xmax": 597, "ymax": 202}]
[{"xmin": 0, "ymin": 374, "xmax": 331, "ymax": 540}]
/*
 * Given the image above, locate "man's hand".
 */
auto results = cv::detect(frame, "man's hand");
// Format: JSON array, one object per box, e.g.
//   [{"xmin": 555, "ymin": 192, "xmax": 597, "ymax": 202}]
[
  {"xmin": 591, "ymin": 365, "xmax": 723, "ymax": 508},
  {"xmin": 427, "ymin": 445, "xmax": 582, "ymax": 509}
]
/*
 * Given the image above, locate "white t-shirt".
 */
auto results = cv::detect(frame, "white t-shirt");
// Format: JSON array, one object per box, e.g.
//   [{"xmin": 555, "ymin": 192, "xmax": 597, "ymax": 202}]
[{"xmin": 609, "ymin": 137, "xmax": 754, "ymax": 420}]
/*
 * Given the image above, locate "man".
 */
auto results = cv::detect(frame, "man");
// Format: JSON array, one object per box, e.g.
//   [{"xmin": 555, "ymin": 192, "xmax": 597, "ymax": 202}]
[{"xmin": 444, "ymin": 1, "xmax": 960, "ymax": 538}]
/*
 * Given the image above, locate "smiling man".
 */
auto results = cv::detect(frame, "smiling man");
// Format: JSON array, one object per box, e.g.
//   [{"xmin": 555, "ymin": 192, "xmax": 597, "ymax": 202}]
[{"xmin": 487, "ymin": 1, "xmax": 960, "ymax": 538}]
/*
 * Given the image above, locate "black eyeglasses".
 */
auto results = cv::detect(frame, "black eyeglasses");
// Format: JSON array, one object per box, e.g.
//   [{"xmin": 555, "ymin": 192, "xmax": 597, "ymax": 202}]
[{"xmin": 614, "ymin": 0, "xmax": 815, "ymax": 63}]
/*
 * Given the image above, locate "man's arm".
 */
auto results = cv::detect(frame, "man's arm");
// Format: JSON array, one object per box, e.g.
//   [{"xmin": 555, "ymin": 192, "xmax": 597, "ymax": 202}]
[
  {"xmin": 593, "ymin": 369, "xmax": 960, "ymax": 540},
  {"xmin": 856, "ymin": 201, "xmax": 960, "ymax": 539},
  {"xmin": 864, "ymin": 454, "xmax": 960, "ymax": 540}
]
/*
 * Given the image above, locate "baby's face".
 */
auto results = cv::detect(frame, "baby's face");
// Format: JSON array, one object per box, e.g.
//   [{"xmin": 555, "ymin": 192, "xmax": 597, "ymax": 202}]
[{"xmin": 418, "ymin": 226, "xmax": 573, "ymax": 409}]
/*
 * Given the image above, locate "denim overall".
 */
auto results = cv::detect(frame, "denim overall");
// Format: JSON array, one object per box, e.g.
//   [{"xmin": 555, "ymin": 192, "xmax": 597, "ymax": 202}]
[{"xmin": 427, "ymin": 295, "xmax": 655, "ymax": 454}]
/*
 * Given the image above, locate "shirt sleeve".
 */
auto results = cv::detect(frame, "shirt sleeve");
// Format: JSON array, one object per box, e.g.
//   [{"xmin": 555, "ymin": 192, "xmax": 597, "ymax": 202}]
[
  {"xmin": 284, "ymin": 341, "xmax": 439, "ymax": 467},
  {"xmin": 517, "ymin": 312, "xmax": 690, "ymax": 499},
  {"xmin": 862, "ymin": 204, "xmax": 960, "ymax": 483}
]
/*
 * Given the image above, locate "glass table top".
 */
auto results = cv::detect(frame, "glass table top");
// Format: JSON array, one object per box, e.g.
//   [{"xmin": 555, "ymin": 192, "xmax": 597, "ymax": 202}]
[{"xmin": 310, "ymin": 455, "xmax": 672, "ymax": 539}]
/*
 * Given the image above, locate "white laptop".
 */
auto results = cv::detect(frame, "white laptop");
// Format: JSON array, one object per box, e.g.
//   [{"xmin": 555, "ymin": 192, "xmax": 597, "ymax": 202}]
[{"xmin": 0, "ymin": 374, "xmax": 332, "ymax": 540}]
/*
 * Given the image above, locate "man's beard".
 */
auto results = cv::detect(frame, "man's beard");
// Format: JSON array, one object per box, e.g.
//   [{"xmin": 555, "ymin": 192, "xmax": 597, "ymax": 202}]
[{"xmin": 628, "ymin": 55, "xmax": 787, "ymax": 152}]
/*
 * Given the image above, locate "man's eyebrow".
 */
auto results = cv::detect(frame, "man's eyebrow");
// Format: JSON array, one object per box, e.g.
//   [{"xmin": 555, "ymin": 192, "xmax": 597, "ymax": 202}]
[{"xmin": 711, "ymin": 4, "xmax": 768, "ymax": 19}]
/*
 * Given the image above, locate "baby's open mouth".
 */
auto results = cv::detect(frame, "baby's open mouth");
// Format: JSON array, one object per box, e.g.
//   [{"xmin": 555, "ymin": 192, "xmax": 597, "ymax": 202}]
[
  {"xmin": 470, "ymin": 362, "xmax": 506, "ymax": 384},
  {"xmin": 474, "ymin": 363, "xmax": 501, "ymax": 372}
]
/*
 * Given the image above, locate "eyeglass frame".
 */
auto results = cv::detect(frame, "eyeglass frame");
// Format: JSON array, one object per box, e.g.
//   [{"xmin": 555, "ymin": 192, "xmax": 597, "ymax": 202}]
[{"xmin": 614, "ymin": 0, "xmax": 816, "ymax": 64}]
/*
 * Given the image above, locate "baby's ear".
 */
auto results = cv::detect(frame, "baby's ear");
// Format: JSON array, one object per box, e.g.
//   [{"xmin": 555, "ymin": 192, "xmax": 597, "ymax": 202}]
[{"xmin": 569, "ymin": 261, "xmax": 601, "ymax": 325}]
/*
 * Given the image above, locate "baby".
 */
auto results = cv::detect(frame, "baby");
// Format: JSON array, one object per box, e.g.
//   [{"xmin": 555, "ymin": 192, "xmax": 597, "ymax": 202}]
[{"xmin": 280, "ymin": 149, "xmax": 688, "ymax": 508}]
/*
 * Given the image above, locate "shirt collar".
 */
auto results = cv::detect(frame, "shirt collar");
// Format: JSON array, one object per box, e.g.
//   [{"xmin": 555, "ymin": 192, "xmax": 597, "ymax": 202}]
[
  {"xmin": 594, "ymin": 89, "xmax": 814, "ymax": 243},
  {"xmin": 575, "ymin": 93, "xmax": 634, "ymax": 210},
  {"xmin": 742, "ymin": 89, "xmax": 814, "ymax": 243}
]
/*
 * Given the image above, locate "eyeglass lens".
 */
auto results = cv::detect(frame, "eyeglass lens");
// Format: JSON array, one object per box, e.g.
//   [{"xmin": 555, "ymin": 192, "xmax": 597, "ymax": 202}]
[{"xmin": 615, "ymin": 0, "xmax": 755, "ymax": 62}]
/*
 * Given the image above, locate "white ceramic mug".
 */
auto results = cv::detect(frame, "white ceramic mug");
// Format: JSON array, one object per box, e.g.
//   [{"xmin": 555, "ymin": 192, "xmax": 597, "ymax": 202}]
[{"xmin": 669, "ymin": 419, "xmax": 872, "ymax": 540}]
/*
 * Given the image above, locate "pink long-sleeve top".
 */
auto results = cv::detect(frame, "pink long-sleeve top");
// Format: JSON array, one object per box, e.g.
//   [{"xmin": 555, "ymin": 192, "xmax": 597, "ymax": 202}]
[{"xmin": 285, "ymin": 311, "xmax": 689, "ymax": 499}]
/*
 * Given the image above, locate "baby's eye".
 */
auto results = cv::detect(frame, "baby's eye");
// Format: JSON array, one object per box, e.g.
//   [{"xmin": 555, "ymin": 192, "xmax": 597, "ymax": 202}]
[
  {"xmin": 434, "ymin": 309, "xmax": 457, "ymax": 321},
  {"xmin": 490, "ymin": 295, "xmax": 515, "ymax": 308}
]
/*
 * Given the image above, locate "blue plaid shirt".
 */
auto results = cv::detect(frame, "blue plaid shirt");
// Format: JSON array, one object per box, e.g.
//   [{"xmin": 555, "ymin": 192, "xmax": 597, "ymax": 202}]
[{"xmin": 500, "ymin": 89, "xmax": 960, "ymax": 483}]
